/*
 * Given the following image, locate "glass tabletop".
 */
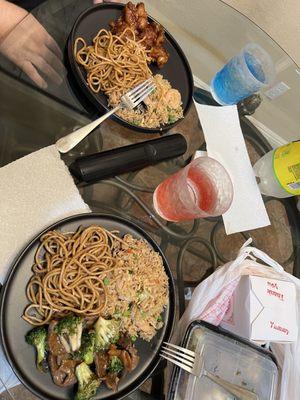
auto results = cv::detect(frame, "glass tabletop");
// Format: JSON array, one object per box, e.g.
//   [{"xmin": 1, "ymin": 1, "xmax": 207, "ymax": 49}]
[{"xmin": 0, "ymin": 1, "xmax": 299, "ymax": 399}]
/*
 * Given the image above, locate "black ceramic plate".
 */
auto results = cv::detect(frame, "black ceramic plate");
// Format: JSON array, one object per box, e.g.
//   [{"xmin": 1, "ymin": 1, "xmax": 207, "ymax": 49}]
[
  {"xmin": 68, "ymin": 3, "xmax": 193, "ymax": 133},
  {"xmin": 0, "ymin": 213, "xmax": 175, "ymax": 400}
]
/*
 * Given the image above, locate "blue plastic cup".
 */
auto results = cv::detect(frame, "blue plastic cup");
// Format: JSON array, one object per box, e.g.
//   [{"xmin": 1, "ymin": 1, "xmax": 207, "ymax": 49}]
[{"xmin": 210, "ymin": 43, "xmax": 275, "ymax": 105}]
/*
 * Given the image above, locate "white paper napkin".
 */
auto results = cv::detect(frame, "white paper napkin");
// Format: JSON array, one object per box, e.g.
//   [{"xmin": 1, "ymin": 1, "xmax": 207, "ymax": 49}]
[
  {"xmin": 0, "ymin": 145, "xmax": 91, "ymax": 393},
  {"xmin": 0, "ymin": 145, "xmax": 90, "ymax": 284},
  {"xmin": 194, "ymin": 102, "xmax": 270, "ymax": 234}
]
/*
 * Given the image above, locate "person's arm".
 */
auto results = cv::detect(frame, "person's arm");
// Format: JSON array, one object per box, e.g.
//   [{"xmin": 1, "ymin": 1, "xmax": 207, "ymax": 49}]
[
  {"xmin": 0, "ymin": 0, "xmax": 64, "ymax": 89},
  {"xmin": 0, "ymin": 1, "xmax": 28, "ymax": 41}
]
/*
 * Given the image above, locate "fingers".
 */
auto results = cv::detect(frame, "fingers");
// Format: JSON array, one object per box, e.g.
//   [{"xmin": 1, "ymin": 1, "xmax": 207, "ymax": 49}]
[
  {"xmin": 32, "ymin": 53, "xmax": 63, "ymax": 86},
  {"xmin": 44, "ymin": 32, "xmax": 63, "ymax": 59},
  {"xmin": 27, "ymin": 15, "xmax": 63, "ymax": 60},
  {"xmin": 42, "ymin": 44, "xmax": 66, "ymax": 78},
  {"xmin": 39, "ymin": 27, "xmax": 66, "ymax": 81},
  {"xmin": 21, "ymin": 61, "xmax": 47, "ymax": 89},
  {"xmin": 33, "ymin": 25, "xmax": 65, "ymax": 85}
]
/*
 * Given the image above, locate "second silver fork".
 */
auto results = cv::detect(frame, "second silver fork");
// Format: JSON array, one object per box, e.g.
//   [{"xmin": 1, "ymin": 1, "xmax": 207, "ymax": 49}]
[
  {"xmin": 56, "ymin": 78, "xmax": 155, "ymax": 154},
  {"xmin": 161, "ymin": 342, "xmax": 259, "ymax": 400}
]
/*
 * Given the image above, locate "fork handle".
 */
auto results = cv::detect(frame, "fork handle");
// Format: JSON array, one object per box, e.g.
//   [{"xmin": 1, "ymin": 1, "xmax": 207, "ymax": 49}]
[
  {"xmin": 55, "ymin": 105, "xmax": 121, "ymax": 153},
  {"xmin": 204, "ymin": 371, "xmax": 259, "ymax": 400}
]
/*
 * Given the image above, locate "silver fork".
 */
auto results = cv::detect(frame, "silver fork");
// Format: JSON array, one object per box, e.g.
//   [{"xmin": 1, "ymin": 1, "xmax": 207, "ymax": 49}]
[
  {"xmin": 55, "ymin": 78, "xmax": 155, "ymax": 153},
  {"xmin": 161, "ymin": 342, "xmax": 259, "ymax": 400}
]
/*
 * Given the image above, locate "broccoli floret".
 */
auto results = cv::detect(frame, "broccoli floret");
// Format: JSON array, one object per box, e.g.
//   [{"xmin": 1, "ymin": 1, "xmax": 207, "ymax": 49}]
[
  {"xmin": 94, "ymin": 317, "xmax": 120, "ymax": 351},
  {"xmin": 55, "ymin": 314, "xmax": 83, "ymax": 353},
  {"xmin": 25, "ymin": 326, "xmax": 48, "ymax": 372},
  {"xmin": 108, "ymin": 356, "xmax": 123, "ymax": 374},
  {"xmin": 74, "ymin": 331, "xmax": 95, "ymax": 365},
  {"xmin": 75, "ymin": 362, "xmax": 101, "ymax": 400}
]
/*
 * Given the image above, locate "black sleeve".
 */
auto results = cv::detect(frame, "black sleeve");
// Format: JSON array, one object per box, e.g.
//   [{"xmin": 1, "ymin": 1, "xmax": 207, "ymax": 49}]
[{"xmin": 8, "ymin": 0, "xmax": 47, "ymax": 12}]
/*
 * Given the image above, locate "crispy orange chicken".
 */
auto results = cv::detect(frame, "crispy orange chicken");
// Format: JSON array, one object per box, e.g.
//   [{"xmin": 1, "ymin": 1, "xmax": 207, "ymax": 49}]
[{"xmin": 109, "ymin": 2, "xmax": 169, "ymax": 67}]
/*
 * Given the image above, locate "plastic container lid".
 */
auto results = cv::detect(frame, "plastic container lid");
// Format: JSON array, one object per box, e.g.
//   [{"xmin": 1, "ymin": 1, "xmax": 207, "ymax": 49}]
[{"xmin": 168, "ymin": 321, "xmax": 278, "ymax": 400}]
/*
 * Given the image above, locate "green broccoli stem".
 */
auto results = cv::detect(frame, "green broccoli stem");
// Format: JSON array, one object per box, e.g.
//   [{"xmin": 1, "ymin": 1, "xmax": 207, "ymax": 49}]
[
  {"xmin": 25, "ymin": 327, "xmax": 47, "ymax": 372},
  {"xmin": 94, "ymin": 317, "xmax": 120, "ymax": 351},
  {"xmin": 75, "ymin": 362, "xmax": 101, "ymax": 400},
  {"xmin": 36, "ymin": 342, "xmax": 45, "ymax": 367},
  {"xmin": 74, "ymin": 331, "xmax": 95, "ymax": 365}
]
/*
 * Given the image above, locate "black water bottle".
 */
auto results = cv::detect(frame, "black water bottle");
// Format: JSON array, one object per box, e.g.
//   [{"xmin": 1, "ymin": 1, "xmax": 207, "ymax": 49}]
[{"xmin": 70, "ymin": 134, "xmax": 187, "ymax": 182}]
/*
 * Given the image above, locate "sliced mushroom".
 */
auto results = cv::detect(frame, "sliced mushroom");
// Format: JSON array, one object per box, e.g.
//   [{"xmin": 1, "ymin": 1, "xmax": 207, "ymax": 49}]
[
  {"xmin": 49, "ymin": 354, "xmax": 78, "ymax": 387},
  {"xmin": 117, "ymin": 334, "xmax": 140, "ymax": 371},
  {"xmin": 94, "ymin": 352, "xmax": 109, "ymax": 379},
  {"xmin": 127, "ymin": 346, "xmax": 139, "ymax": 371},
  {"xmin": 108, "ymin": 344, "xmax": 121, "ymax": 357},
  {"xmin": 119, "ymin": 350, "xmax": 133, "ymax": 372},
  {"xmin": 117, "ymin": 334, "xmax": 131, "ymax": 349},
  {"xmin": 48, "ymin": 320, "xmax": 67, "ymax": 357},
  {"xmin": 105, "ymin": 372, "xmax": 120, "ymax": 391}
]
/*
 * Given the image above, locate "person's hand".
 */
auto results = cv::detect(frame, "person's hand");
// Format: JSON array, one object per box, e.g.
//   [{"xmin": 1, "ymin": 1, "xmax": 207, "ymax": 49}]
[{"xmin": 0, "ymin": 2, "xmax": 64, "ymax": 89}]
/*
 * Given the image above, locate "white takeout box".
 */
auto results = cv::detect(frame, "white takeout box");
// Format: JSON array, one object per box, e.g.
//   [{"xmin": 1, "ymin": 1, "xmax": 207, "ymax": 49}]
[{"xmin": 221, "ymin": 276, "xmax": 298, "ymax": 343}]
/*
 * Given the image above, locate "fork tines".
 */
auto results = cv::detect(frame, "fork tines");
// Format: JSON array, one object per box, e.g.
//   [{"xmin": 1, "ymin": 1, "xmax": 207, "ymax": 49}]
[
  {"xmin": 128, "ymin": 78, "xmax": 153, "ymax": 96},
  {"xmin": 128, "ymin": 78, "xmax": 156, "ymax": 107},
  {"xmin": 160, "ymin": 342, "xmax": 196, "ymax": 374}
]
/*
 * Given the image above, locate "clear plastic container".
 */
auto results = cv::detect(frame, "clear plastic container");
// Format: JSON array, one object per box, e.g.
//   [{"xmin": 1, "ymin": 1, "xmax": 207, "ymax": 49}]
[{"xmin": 168, "ymin": 322, "xmax": 278, "ymax": 400}]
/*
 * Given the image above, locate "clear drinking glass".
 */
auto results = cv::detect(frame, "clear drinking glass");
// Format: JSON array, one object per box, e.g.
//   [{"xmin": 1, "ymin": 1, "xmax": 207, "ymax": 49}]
[
  {"xmin": 153, "ymin": 157, "xmax": 233, "ymax": 222},
  {"xmin": 210, "ymin": 43, "xmax": 275, "ymax": 105}
]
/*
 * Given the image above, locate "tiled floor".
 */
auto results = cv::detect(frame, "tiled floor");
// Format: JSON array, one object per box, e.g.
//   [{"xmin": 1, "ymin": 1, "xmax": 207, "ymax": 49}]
[{"xmin": 0, "ymin": 386, "xmax": 39, "ymax": 400}]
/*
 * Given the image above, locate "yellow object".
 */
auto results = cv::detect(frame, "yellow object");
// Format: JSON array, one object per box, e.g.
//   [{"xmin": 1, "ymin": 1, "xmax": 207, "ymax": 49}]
[{"xmin": 273, "ymin": 141, "xmax": 300, "ymax": 195}]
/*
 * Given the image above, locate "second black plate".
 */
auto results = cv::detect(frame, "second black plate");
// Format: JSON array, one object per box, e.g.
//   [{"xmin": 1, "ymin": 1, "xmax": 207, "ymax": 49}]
[
  {"xmin": 68, "ymin": 3, "xmax": 193, "ymax": 133},
  {"xmin": 0, "ymin": 213, "xmax": 175, "ymax": 400}
]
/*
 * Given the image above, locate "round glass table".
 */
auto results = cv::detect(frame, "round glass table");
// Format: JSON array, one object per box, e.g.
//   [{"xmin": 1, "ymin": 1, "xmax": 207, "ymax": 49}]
[{"xmin": 0, "ymin": 1, "xmax": 299, "ymax": 399}]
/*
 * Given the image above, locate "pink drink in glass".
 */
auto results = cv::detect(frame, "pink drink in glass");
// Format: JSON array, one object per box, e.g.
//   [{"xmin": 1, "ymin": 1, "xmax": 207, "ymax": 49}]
[{"xmin": 153, "ymin": 157, "xmax": 233, "ymax": 222}]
